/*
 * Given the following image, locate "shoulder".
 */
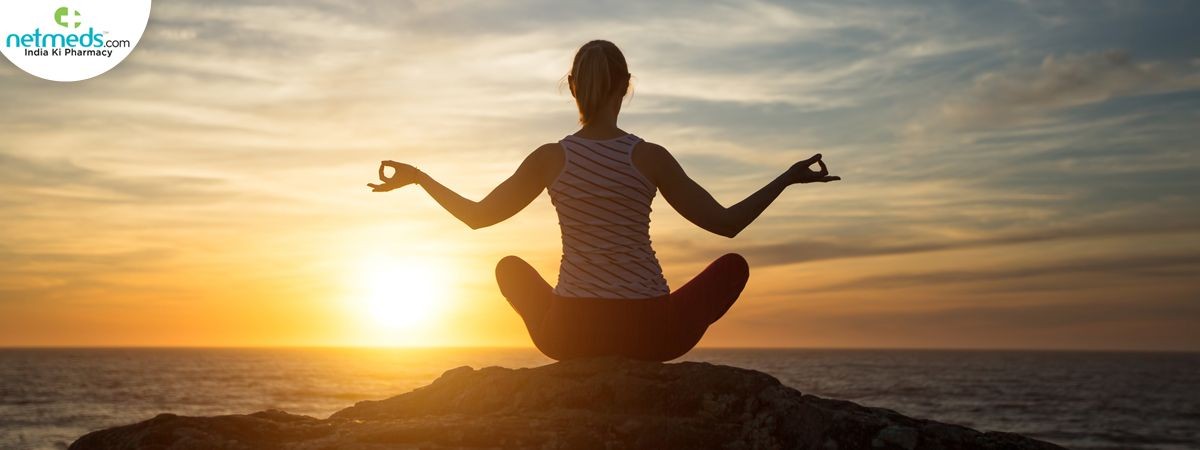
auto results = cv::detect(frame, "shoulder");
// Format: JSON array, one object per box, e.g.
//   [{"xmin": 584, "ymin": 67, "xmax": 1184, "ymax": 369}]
[
  {"xmin": 633, "ymin": 140, "xmax": 672, "ymax": 159},
  {"xmin": 524, "ymin": 143, "xmax": 565, "ymax": 183},
  {"xmin": 535, "ymin": 142, "xmax": 562, "ymax": 152},
  {"xmin": 527, "ymin": 142, "xmax": 564, "ymax": 162},
  {"xmin": 631, "ymin": 140, "xmax": 678, "ymax": 184},
  {"xmin": 632, "ymin": 140, "xmax": 676, "ymax": 167}
]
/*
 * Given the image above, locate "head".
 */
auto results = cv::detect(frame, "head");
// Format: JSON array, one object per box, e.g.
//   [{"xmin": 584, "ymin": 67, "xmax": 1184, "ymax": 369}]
[{"xmin": 567, "ymin": 40, "xmax": 631, "ymax": 125}]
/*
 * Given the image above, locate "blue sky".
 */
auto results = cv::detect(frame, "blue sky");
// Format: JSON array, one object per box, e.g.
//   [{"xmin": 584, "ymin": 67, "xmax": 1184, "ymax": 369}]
[{"xmin": 1, "ymin": 0, "xmax": 1198, "ymax": 349}]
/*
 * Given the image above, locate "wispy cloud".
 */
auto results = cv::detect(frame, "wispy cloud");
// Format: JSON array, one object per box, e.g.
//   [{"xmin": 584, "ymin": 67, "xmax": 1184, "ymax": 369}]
[
  {"xmin": 937, "ymin": 50, "xmax": 1200, "ymax": 128},
  {"xmin": 667, "ymin": 220, "xmax": 1200, "ymax": 267},
  {"xmin": 806, "ymin": 252, "xmax": 1200, "ymax": 293},
  {"xmin": 0, "ymin": 150, "xmax": 227, "ymax": 205}
]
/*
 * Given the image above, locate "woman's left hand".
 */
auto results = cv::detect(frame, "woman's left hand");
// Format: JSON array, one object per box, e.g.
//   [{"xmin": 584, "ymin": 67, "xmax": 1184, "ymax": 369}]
[
  {"xmin": 788, "ymin": 154, "xmax": 841, "ymax": 184},
  {"xmin": 367, "ymin": 160, "xmax": 421, "ymax": 192}
]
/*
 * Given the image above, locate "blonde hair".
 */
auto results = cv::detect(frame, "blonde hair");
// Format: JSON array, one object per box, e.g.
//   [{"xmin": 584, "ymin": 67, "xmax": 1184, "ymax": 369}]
[{"xmin": 569, "ymin": 40, "xmax": 629, "ymax": 125}]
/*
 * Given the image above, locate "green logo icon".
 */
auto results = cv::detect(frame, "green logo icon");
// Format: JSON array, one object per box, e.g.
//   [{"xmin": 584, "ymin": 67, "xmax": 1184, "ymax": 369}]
[{"xmin": 54, "ymin": 6, "xmax": 82, "ymax": 29}]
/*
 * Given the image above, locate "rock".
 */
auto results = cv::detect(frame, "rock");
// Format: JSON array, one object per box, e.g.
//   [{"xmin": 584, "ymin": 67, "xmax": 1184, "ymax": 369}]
[
  {"xmin": 70, "ymin": 357, "xmax": 1063, "ymax": 450},
  {"xmin": 874, "ymin": 425, "xmax": 919, "ymax": 449}
]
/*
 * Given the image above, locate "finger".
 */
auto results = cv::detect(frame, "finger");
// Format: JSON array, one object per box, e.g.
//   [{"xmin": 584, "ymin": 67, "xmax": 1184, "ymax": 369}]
[
  {"xmin": 381, "ymin": 163, "xmax": 402, "ymax": 182},
  {"xmin": 817, "ymin": 160, "xmax": 829, "ymax": 176},
  {"xmin": 380, "ymin": 161, "xmax": 409, "ymax": 181},
  {"xmin": 821, "ymin": 176, "xmax": 841, "ymax": 182},
  {"xmin": 800, "ymin": 153, "xmax": 823, "ymax": 166}
]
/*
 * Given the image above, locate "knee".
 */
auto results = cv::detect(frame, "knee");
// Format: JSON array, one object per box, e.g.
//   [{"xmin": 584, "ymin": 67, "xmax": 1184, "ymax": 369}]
[
  {"xmin": 719, "ymin": 253, "xmax": 750, "ymax": 281},
  {"xmin": 495, "ymin": 255, "xmax": 527, "ymax": 281},
  {"xmin": 496, "ymin": 255, "xmax": 525, "ymax": 274},
  {"xmin": 495, "ymin": 255, "xmax": 526, "ymax": 294}
]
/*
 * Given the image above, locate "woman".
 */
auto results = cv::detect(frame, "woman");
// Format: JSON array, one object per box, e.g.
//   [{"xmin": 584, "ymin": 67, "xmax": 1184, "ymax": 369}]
[{"xmin": 368, "ymin": 40, "xmax": 839, "ymax": 361}]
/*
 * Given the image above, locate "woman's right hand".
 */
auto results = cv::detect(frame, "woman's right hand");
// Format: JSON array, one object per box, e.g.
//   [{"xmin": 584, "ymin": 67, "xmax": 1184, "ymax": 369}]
[
  {"xmin": 367, "ymin": 160, "xmax": 421, "ymax": 192},
  {"xmin": 788, "ymin": 154, "xmax": 841, "ymax": 184}
]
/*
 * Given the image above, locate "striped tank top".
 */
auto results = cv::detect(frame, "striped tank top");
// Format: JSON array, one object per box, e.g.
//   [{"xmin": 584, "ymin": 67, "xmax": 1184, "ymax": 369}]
[{"xmin": 548, "ymin": 133, "xmax": 671, "ymax": 299}]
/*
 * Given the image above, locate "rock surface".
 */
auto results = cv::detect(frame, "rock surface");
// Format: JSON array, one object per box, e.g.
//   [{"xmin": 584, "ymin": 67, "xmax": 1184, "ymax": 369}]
[{"xmin": 70, "ymin": 358, "xmax": 1063, "ymax": 449}]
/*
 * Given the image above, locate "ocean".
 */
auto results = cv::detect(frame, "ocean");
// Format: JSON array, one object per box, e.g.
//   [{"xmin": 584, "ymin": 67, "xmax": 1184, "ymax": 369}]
[{"xmin": 0, "ymin": 348, "xmax": 1196, "ymax": 450}]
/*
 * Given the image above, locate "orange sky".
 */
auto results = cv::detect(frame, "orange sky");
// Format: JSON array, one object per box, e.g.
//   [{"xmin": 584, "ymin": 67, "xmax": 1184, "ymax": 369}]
[{"xmin": 2, "ymin": 1, "xmax": 1198, "ymax": 350}]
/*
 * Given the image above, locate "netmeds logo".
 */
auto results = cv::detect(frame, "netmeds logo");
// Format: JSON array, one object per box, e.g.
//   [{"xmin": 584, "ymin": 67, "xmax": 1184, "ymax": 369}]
[
  {"xmin": 0, "ymin": 0, "xmax": 152, "ymax": 82},
  {"xmin": 7, "ymin": 7, "xmax": 117, "ymax": 53}
]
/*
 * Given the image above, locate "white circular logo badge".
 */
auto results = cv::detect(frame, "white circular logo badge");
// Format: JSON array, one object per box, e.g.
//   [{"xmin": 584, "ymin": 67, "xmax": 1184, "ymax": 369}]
[{"xmin": 0, "ymin": 0, "xmax": 151, "ymax": 82}]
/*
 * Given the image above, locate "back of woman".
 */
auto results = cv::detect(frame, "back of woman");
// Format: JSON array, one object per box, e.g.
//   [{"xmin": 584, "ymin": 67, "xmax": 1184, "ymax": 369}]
[{"xmin": 550, "ymin": 133, "xmax": 669, "ymax": 299}]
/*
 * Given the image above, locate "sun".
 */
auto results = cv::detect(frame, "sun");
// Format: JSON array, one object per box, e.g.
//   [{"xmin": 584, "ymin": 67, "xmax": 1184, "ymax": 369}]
[{"xmin": 353, "ymin": 255, "xmax": 447, "ymax": 332}]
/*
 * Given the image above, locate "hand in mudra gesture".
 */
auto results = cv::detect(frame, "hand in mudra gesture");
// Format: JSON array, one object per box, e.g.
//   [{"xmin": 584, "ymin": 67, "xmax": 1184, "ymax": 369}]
[
  {"xmin": 788, "ymin": 154, "xmax": 841, "ymax": 184},
  {"xmin": 367, "ymin": 160, "xmax": 421, "ymax": 192}
]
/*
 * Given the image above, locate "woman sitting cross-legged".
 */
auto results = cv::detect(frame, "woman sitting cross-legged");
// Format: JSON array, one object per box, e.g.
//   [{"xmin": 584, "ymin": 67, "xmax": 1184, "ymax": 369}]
[{"xmin": 368, "ymin": 40, "xmax": 839, "ymax": 361}]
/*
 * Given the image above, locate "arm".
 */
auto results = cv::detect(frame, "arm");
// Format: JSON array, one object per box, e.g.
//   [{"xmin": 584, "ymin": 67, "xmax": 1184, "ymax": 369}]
[
  {"xmin": 368, "ymin": 144, "xmax": 560, "ymax": 229},
  {"xmin": 639, "ymin": 143, "xmax": 839, "ymax": 238}
]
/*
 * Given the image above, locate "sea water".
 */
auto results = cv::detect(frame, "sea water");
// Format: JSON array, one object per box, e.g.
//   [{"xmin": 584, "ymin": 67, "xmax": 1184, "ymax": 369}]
[{"xmin": 0, "ymin": 348, "xmax": 1196, "ymax": 450}]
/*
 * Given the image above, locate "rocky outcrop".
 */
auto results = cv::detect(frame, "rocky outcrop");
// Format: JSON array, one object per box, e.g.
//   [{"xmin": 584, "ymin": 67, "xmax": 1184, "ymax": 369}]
[{"xmin": 70, "ymin": 357, "xmax": 1063, "ymax": 449}]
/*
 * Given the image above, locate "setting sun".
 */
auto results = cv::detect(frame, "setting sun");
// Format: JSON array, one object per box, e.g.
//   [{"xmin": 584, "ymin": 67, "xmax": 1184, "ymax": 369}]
[{"xmin": 351, "ymin": 255, "xmax": 448, "ymax": 334}]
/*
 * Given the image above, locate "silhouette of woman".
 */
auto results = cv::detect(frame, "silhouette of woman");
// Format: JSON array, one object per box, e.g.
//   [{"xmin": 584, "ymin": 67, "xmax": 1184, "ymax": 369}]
[{"xmin": 368, "ymin": 40, "xmax": 839, "ymax": 361}]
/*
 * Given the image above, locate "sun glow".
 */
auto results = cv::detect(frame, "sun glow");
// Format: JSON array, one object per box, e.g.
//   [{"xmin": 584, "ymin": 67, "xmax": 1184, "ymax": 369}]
[{"xmin": 352, "ymin": 255, "xmax": 449, "ymax": 334}]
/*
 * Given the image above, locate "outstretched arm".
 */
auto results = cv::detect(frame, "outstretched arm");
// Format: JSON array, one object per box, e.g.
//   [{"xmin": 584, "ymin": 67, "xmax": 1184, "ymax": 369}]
[
  {"xmin": 368, "ymin": 144, "xmax": 560, "ymax": 229},
  {"xmin": 639, "ymin": 143, "xmax": 839, "ymax": 238}
]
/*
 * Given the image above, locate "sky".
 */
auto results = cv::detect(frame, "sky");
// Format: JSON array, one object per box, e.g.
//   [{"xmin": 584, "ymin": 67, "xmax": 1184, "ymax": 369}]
[{"xmin": 1, "ymin": 0, "xmax": 1198, "ymax": 350}]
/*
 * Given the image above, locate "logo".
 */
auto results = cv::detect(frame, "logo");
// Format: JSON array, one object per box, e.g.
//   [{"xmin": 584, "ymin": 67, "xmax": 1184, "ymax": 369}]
[
  {"xmin": 54, "ymin": 7, "xmax": 82, "ymax": 29},
  {"xmin": 0, "ymin": 1, "xmax": 152, "ymax": 82}
]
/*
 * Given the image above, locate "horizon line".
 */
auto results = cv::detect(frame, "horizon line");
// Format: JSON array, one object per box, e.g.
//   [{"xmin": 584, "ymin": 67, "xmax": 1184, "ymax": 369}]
[{"xmin": 0, "ymin": 345, "xmax": 1196, "ymax": 354}]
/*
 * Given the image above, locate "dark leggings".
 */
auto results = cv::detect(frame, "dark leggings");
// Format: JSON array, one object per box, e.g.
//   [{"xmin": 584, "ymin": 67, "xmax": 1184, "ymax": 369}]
[{"xmin": 496, "ymin": 253, "xmax": 749, "ymax": 362}]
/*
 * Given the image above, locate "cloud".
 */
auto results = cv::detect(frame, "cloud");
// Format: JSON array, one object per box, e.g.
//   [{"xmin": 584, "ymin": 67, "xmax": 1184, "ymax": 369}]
[
  {"xmin": 668, "ymin": 221, "xmax": 1200, "ymax": 268},
  {"xmin": 806, "ymin": 252, "xmax": 1200, "ymax": 293},
  {"xmin": 0, "ymin": 246, "xmax": 179, "ymax": 305},
  {"xmin": 0, "ymin": 150, "xmax": 228, "ymax": 205},
  {"xmin": 937, "ymin": 50, "xmax": 1200, "ymax": 128}
]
